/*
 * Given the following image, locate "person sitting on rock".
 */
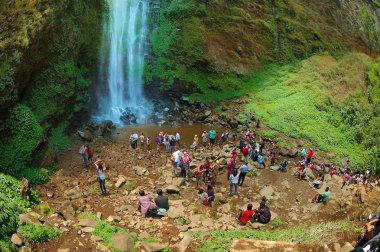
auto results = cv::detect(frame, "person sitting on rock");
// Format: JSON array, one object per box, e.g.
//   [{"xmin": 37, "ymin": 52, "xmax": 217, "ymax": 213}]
[
  {"xmin": 311, "ymin": 187, "xmax": 330, "ymax": 204},
  {"xmin": 251, "ymin": 197, "xmax": 271, "ymax": 224},
  {"xmin": 341, "ymin": 172, "xmax": 352, "ymax": 189},
  {"xmin": 310, "ymin": 173, "xmax": 324, "ymax": 189},
  {"xmin": 138, "ymin": 190, "xmax": 157, "ymax": 218},
  {"xmin": 238, "ymin": 203, "xmax": 255, "ymax": 225},
  {"xmin": 205, "ymin": 185, "xmax": 215, "ymax": 207},
  {"xmin": 277, "ymin": 159, "xmax": 288, "ymax": 172},
  {"xmin": 155, "ymin": 189, "xmax": 169, "ymax": 217}
]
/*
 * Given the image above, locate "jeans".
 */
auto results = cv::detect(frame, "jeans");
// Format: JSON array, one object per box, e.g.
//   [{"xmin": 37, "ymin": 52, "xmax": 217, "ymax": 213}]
[
  {"xmin": 99, "ymin": 179, "xmax": 107, "ymax": 194},
  {"xmin": 82, "ymin": 153, "xmax": 88, "ymax": 169},
  {"xmin": 171, "ymin": 145, "xmax": 176, "ymax": 153},
  {"xmin": 172, "ymin": 167, "xmax": 178, "ymax": 176},
  {"xmin": 208, "ymin": 195, "xmax": 215, "ymax": 207},
  {"xmin": 230, "ymin": 183, "xmax": 238, "ymax": 195},
  {"xmin": 238, "ymin": 172, "xmax": 247, "ymax": 186}
]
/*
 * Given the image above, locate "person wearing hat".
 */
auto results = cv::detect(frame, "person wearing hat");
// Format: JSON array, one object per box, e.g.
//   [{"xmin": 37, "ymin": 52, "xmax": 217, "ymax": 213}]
[{"xmin": 251, "ymin": 197, "xmax": 271, "ymax": 224}]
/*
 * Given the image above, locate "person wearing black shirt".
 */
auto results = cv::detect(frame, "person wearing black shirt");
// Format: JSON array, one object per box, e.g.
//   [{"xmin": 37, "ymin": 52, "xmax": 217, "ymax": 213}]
[{"xmin": 155, "ymin": 189, "xmax": 169, "ymax": 210}]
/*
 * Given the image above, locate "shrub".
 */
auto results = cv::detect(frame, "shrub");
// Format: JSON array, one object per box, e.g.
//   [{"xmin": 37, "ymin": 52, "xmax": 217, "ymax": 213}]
[
  {"xmin": 92, "ymin": 220, "xmax": 128, "ymax": 250},
  {"xmin": 18, "ymin": 168, "xmax": 50, "ymax": 185},
  {"xmin": 40, "ymin": 202, "xmax": 56, "ymax": 217},
  {"xmin": 18, "ymin": 224, "xmax": 61, "ymax": 243},
  {"xmin": 0, "ymin": 105, "xmax": 43, "ymax": 176}
]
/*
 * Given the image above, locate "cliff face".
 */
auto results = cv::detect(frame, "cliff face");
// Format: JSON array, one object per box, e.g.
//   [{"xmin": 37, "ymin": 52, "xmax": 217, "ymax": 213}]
[
  {"xmin": 146, "ymin": 0, "xmax": 380, "ymax": 96},
  {"xmin": 0, "ymin": 0, "xmax": 105, "ymax": 175}
]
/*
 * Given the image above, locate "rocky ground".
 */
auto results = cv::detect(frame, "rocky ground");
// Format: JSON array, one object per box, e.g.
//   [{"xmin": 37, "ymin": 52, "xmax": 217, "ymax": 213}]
[{"xmin": 14, "ymin": 98, "xmax": 380, "ymax": 252}]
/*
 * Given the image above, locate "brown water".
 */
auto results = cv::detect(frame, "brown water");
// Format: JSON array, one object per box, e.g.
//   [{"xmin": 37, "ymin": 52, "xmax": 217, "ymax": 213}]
[{"xmin": 113, "ymin": 124, "xmax": 225, "ymax": 147}]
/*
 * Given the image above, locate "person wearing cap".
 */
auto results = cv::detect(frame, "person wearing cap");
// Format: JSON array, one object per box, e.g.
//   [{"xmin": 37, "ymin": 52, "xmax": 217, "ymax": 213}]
[{"xmin": 251, "ymin": 197, "xmax": 271, "ymax": 224}]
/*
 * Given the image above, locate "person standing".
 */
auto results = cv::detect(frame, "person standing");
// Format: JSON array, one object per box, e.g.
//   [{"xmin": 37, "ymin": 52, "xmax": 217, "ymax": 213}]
[
  {"xmin": 238, "ymin": 162, "xmax": 249, "ymax": 186},
  {"xmin": 169, "ymin": 134, "xmax": 176, "ymax": 153},
  {"xmin": 95, "ymin": 159, "xmax": 107, "ymax": 195},
  {"xmin": 193, "ymin": 134, "xmax": 199, "ymax": 152},
  {"xmin": 139, "ymin": 133, "xmax": 145, "ymax": 149},
  {"xmin": 242, "ymin": 145, "xmax": 249, "ymax": 162},
  {"xmin": 79, "ymin": 144, "xmax": 89, "ymax": 171},
  {"xmin": 202, "ymin": 131, "xmax": 208, "ymax": 147},
  {"xmin": 175, "ymin": 132, "xmax": 181, "ymax": 148},
  {"xmin": 181, "ymin": 151, "xmax": 190, "ymax": 179},
  {"xmin": 306, "ymin": 148, "xmax": 314, "ymax": 165},
  {"xmin": 209, "ymin": 129, "xmax": 216, "ymax": 148},
  {"xmin": 258, "ymin": 153, "xmax": 266, "ymax": 168},
  {"xmin": 229, "ymin": 169, "xmax": 239, "ymax": 196},
  {"xmin": 146, "ymin": 136, "xmax": 151, "ymax": 151},
  {"xmin": 86, "ymin": 145, "xmax": 94, "ymax": 164},
  {"xmin": 155, "ymin": 134, "xmax": 161, "ymax": 153}
]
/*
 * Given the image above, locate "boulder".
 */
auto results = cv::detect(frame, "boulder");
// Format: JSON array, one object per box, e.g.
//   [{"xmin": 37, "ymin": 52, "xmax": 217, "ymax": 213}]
[
  {"xmin": 339, "ymin": 242, "xmax": 354, "ymax": 252},
  {"xmin": 78, "ymin": 218, "xmax": 98, "ymax": 228},
  {"xmin": 359, "ymin": 187, "xmax": 367, "ymax": 204},
  {"xmin": 259, "ymin": 186, "xmax": 274, "ymax": 199},
  {"xmin": 77, "ymin": 130, "xmax": 93, "ymax": 141},
  {"xmin": 115, "ymin": 177, "xmax": 126, "ymax": 188},
  {"xmin": 19, "ymin": 213, "xmax": 41, "ymax": 225},
  {"xmin": 270, "ymin": 165, "xmax": 279, "ymax": 171},
  {"xmin": 165, "ymin": 185, "xmax": 180, "ymax": 194},
  {"xmin": 324, "ymin": 174, "xmax": 332, "ymax": 182},
  {"xmin": 91, "ymin": 235, "xmax": 103, "ymax": 242},
  {"xmin": 82, "ymin": 227, "xmax": 95, "ymax": 233},
  {"xmin": 230, "ymin": 239, "xmax": 295, "ymax": 252},
  {"xmin": 281, "ymin": 180, "xmax": 290, "ymax": 189},
  {"xmin": 141, "ymin": 242, "xmax": 168, "ymax": 252},
  {"xmin": 110, "ymin": 233, "xmax": 135, "ymax": 252},
  {"xmin": 133, "ymin": 166, "xmax": 149, "ymax": 176},
  {"xmin": 304, "ymin": 168, "xmax": 315, "ymax": 180},
  {"xmin": 11, "ymin": 233, "xmax": 23, "ymax": 246}
]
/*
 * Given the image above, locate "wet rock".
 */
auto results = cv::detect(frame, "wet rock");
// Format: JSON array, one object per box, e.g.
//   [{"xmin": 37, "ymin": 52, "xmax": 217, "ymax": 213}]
[
  {"xmin": 120, "ymin": 108, "xmax": 137, "ymax": 125},
  {"xmin": 11, "ymin": 233, "xmax": 23, "ymax": 246},
  {"xmin": 115, "ymin": 177, "xmax": 126, "ymax": 188},
  {"xmin": 111, "ymin": 233, "xmax": 135, "ymax": 252},
  {"xmin": 78, "ymin": 218, "xmax": 98, "ymax": 228},
  {"xmin": 230, "ymin": 239, "xmax": 295, "ymax": 252}
]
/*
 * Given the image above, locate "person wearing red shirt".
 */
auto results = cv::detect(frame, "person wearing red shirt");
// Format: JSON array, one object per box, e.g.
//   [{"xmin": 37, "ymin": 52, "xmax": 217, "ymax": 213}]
[
  {"xmin": 238, "ymin": 203, "xmax": 255, "ymax": 225},
  {"xmin": 242, "ymin": 145, "xmax": 249, "ymax": 162},
  {"xmin": 306, "ymin": 148, "xmax": 313, "ymax": 164}
]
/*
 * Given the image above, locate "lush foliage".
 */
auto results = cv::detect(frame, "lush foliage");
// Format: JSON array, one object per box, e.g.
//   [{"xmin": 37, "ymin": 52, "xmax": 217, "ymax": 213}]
[
  {"xmin": 18, "ymin": 224, "xmax": 61, "ymax": 243},
  {"xmin": 19, "ymin": 168, "xmax": 50, "ymax": 185},
  {"xmin": 0, "ymin": 173, "xmax": 30, "ymax": 249},
  {"xmin": 195, "ymin": 220, "xmax": 354, "ymax": 252},
  {"xmin": 0, "ymin": 105, "xmax": 43, "ymax": 176},
  {"xmin": 241, "ymin": 53, "xmax": 380, "ymax": 171}
]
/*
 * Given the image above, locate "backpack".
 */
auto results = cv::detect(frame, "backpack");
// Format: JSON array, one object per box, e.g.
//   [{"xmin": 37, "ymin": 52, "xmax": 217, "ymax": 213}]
[
  {"xmin": 157, "ymin": 208, "xmax": 167, "ymax": 216},
  {"xmin": 79, "ymin": 146, "xmax": 85, "ymax": 154}
]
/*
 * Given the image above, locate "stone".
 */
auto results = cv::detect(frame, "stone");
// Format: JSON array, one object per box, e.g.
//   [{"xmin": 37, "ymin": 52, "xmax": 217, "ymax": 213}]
[
  {"xmin": 115, "ymin": 177, "xmax": 126, "ymax": 188},
  {"xmin": 324, "ymin": 174, "xmax": 332, "ymax": 182},
  {"xmin": 230, "ymin": 238, "xmax": 295, "ymax": 252},
  {"xmin": 359, "ymin": 187, "xmax": 367, "ymax": 204},
  {"xmin": 97, "ymin": 212, "xmax": 102, "ymax": 219},
  {"xmin": 141, "ymin": 242, "xmax": 167, "ymax": 252},
  {"xmin": 281, "ymin": 180, "xmax": 290, "ymax": 189},
  {"xmin": 133, "ymin": 166, "xmax": 149, "ymax": 176},
  {"xmin": 339, "ymin": 242, "xmax": 354, "ymax": 252},
  {"xmin": 189, "ymin": 214, "xmax": 201, "ymax": 223},
  {"xmin": 19, "ymin": 213, "xmax": 41, "ymax": 225},
  {"xmin": 178, "ymin": 225, "xmax": 189, "ymax": 232},
  {"xmin": 11, "ymin": 233, "xmax": 23, "ymax": 246},
  {"xmin": 270, "ymin": 165, "xmax": 279, "ymax": 171},
  {"xmin": 259, "ymin": 186, "xmax": 274, "ymax": 199},
  {"xmin": 47, "ymin": 191, "xmax": 54, "ymax": 198},
  {"xmin": 168, "ymin": 203, "xmax": 185, "ymax": 219},
  {"xmin": 77, "ymin": 130, "xmax": 93, "ymax": 141},
  {"xmin": 78, "ymin": 218, "xmax": 98, "ymax": 228},
  {"xmin": 57, "ymin": 249, "xmax": 70, "ymax": 252},
  {"xmin": 202, "ymin": 219, "xmax": 213, "ymax": 227},
  {"xmin": 165, "ymin": 185, "xmax": 180, "ymax": 194},
  {"xmin": 91, "ymin": 235, "xmax": 104, "ymax": 242},
  {"xmin": 250, "ymin": 222, "xmax": 265, "ymax": 229},
  {"xmin": 221, "ymin": 203, "xmax": 231, "ymax": 213},
  {"xmin": 139, "ymin": 231, "xmax": 150, "ymax": 239},
  {"xmin": 19, "ymin": 246, "xmax": 32, "ymax": 252},
  {"xmin": 82, "ymin": 227, "xmax": 95, "ymax": 233},
  {"xmin": 304, "ymin": 168, "xmax": 315, "ymax": 180},
  {"xmin": 111, "ymin": 233, "xmax": 135, "ymax": 252}
]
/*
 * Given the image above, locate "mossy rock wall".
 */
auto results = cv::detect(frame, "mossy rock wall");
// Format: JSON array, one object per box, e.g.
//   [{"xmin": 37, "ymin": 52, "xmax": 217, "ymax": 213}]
[{"xmin": 0, "ymin": 0, "xmax": 105, "ymax": 174}]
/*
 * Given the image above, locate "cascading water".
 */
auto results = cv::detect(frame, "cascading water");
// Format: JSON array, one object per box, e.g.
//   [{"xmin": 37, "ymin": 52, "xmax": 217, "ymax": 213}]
[{"xmin": 96, "ymin": 0, "xmax": 152, "ymax": 124}]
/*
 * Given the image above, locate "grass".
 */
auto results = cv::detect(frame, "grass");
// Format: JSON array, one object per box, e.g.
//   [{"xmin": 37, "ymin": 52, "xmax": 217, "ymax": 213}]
[
  {"xmin": 123, "ymin": 180, "xmax": 137, "ymax": 192},
  {"xmin": 176, "ymin": 216, "xmax": 188, "ymax": 226},
  {"xmin": 194, "ymin": 220, "xmax": 354, "ymax": 252},
  {"xmin": 40, "ymin": 202, "xmax": 56, "ymax": 217}
]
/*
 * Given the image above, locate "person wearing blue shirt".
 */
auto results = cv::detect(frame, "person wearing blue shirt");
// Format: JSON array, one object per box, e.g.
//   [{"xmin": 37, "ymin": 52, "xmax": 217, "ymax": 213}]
[
  {"xmin": 258, "ymin": 154, "xmax": 266, "ymax": 168},
  {"xmin": 209, "ymin": 129, "xmax": 216, "ymax": 146},
  {"xmin": 238, "ymin": 162, "xmax": 249, "ymax": 186}
]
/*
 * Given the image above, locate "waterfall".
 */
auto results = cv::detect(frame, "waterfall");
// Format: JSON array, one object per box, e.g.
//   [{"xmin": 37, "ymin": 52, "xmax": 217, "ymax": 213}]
[{"xmin": 96, "ymin": 0, "xmax": 152, "ymax": 125}]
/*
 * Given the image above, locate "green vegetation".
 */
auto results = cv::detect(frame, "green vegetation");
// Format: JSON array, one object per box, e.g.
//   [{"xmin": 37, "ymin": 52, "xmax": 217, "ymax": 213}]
[
  {"xmin": 92, "ymin": 220, "xmax": 128, "ymax": 251},
  {"xmin": 0, "ymin": 173, "xmax": 36, "ymax": 250},
  {"xmin": 18, "ymin": 224, "xmax": 61, "ymax": 243},
  {"xmin": 195, "ymin": 220, "xmax": 354, "ymax": 252},
  {"xmin": 40, "ymin": 202, "xmax": 57, "ymax": 217},
  {"xmin": 123, "ymin": 179, "xmax": 138, "ymax": 192},
  {"xmin": 19, "ymin": 168, "xmax": 50, "ymax": 185}
]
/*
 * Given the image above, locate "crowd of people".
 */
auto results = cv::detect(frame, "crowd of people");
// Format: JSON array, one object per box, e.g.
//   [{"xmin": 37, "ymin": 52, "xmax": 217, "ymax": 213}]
[{"xmin": 78, "ymin": 111, "xmax": 377, "ymax": 238}]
